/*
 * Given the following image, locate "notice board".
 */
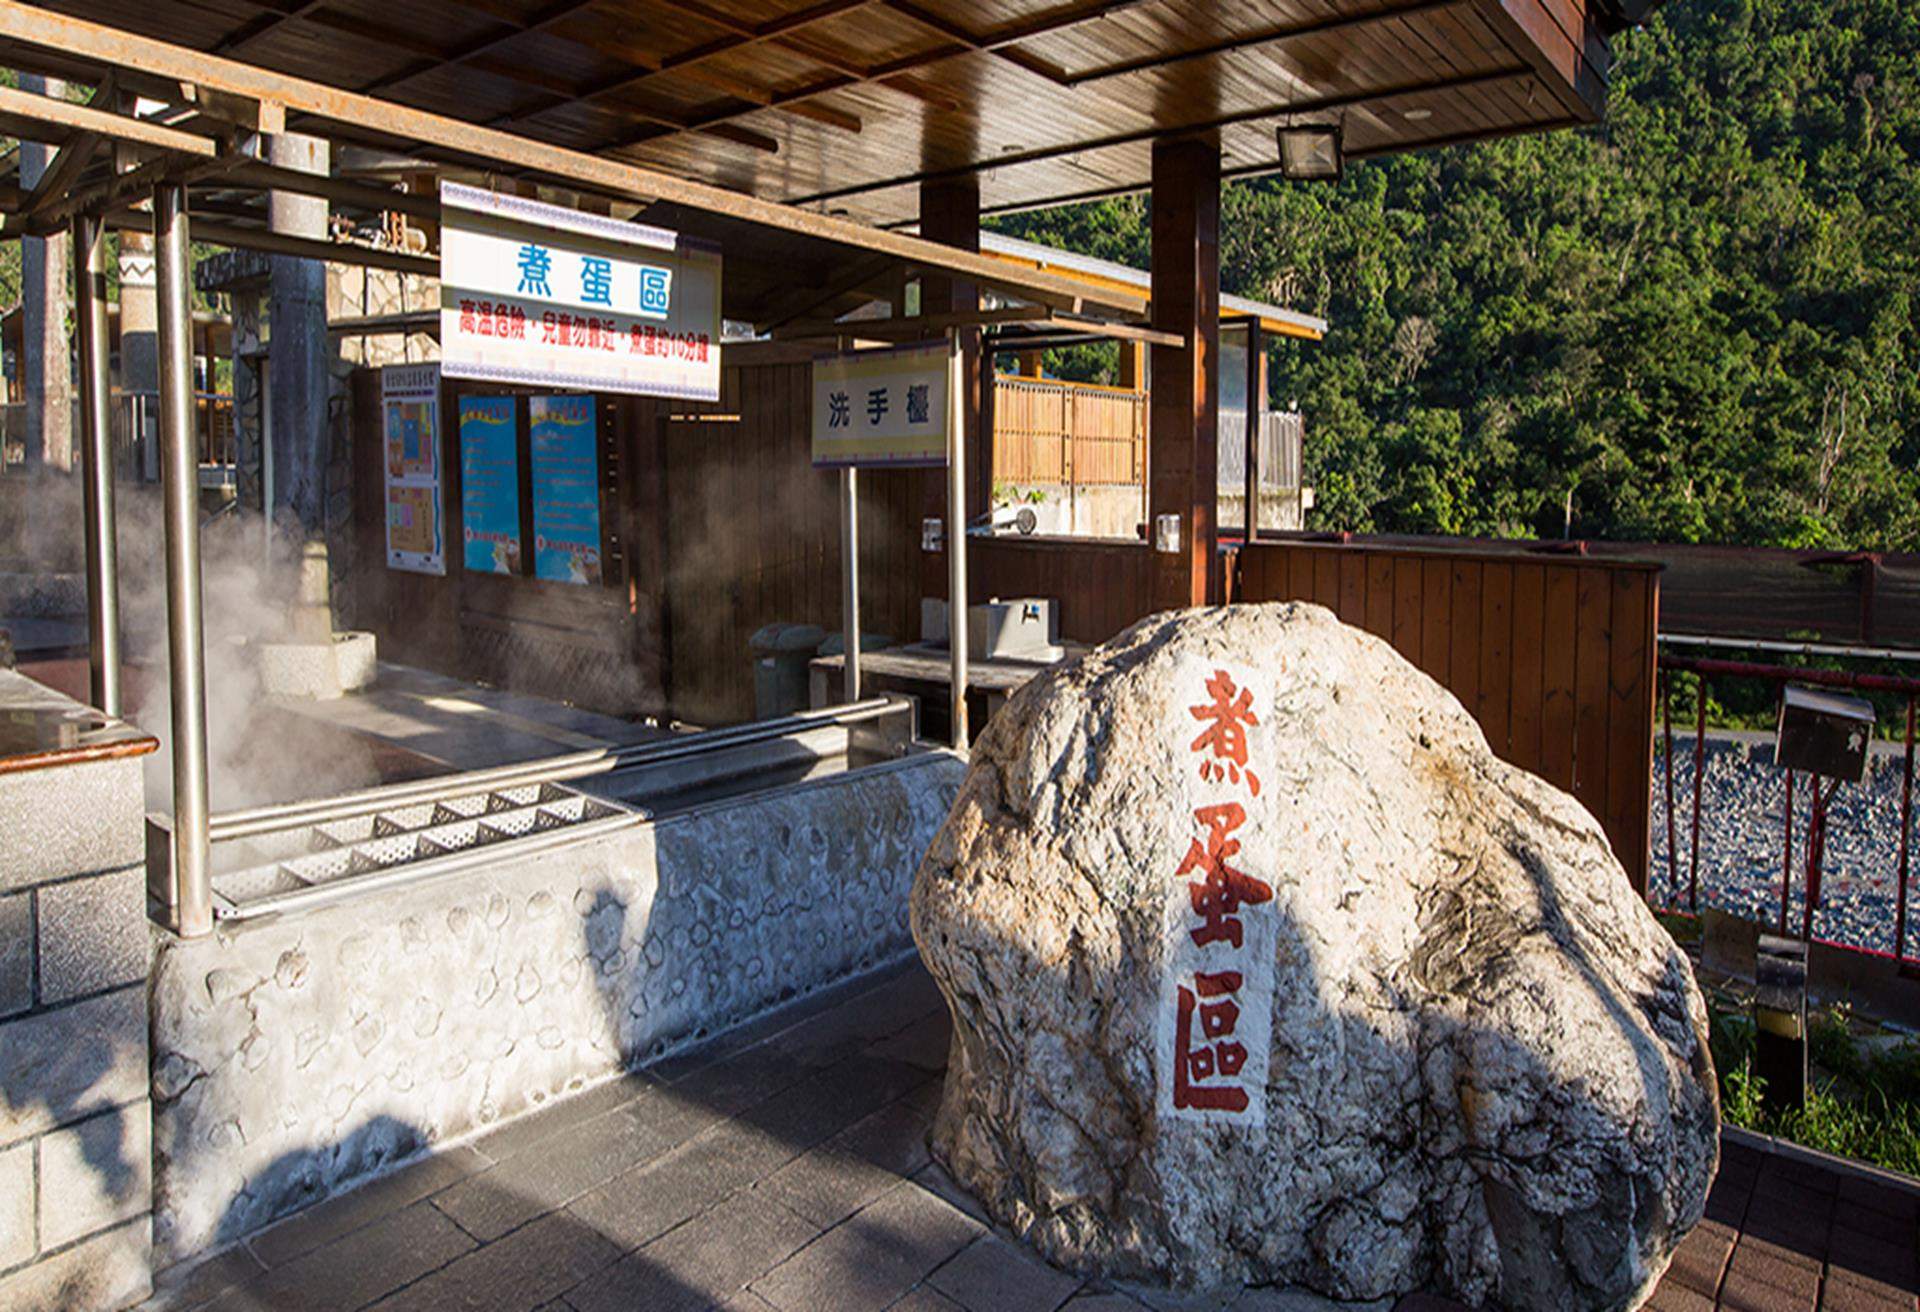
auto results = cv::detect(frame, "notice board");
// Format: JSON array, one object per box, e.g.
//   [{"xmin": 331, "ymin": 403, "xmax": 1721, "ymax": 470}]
[
  {"xmin": 382, "ymin": 363, "xmax": 445, "ymax": 575},
  {"xmin": 529, "ymin": 394, "xmax": 602, "ymax": 586},
  {"xmin": 458, "ymin": 395, "xmax": 522, "ymax": 576}
]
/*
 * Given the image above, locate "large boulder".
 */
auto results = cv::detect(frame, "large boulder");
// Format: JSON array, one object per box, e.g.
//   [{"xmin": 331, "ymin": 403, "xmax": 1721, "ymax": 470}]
[{"xmin": 911, "ymin": 602, "xmax": 1717, "ymax": 1311}]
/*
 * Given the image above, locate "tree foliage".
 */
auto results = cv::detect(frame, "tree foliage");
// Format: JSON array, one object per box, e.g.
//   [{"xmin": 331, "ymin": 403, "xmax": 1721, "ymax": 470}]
[{"xmin": 991, "ymin": 0, "xmax": 1920, "ymax": 549}]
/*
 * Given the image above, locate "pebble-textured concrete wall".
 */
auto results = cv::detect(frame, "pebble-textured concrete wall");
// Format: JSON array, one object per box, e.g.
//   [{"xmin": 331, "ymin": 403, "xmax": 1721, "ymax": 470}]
[{"xmin": 148, "ymin": 751, "xmax": 963, "ymax": 1267}]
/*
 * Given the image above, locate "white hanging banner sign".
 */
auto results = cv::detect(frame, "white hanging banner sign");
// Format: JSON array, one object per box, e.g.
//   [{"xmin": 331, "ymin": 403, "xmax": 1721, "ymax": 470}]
[
  {"xmin": 810, "ymin": 340, "xmax": 951, "ymax": 468},
  {"xmin": 439, "ymin": 181, "xmax": 722, "ymax": 402}
]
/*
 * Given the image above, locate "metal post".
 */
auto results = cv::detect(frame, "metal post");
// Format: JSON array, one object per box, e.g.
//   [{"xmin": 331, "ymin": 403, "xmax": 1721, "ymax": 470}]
[
  {"xmin": 1688, "ymin": 676, "xmax": 1707, "ymax": 913},
  {"xmin": 1896, "ymin": 696, "xmax": 1915, "ymax": 962},
  {"xmin": 1780, "ymin": 769, "xmax": 1794, "ymax": 935},
  {"xmin": 1660, "ymin": 670, "xmax": 1676, "ymax": 909},
  {"xmin": 155, "ymin": 183, "xmax": 213, "ymax": 938},
  {"xmin": 840, "ymin": 466, "xmax": 861, "ymax": 702},
  {"xmin": 71, "ymin": 212, "xmax": 122, "ymax": 717},
  {"xmin": 947, "ymin": 329, "xmax": 969, "ymax": 751}
]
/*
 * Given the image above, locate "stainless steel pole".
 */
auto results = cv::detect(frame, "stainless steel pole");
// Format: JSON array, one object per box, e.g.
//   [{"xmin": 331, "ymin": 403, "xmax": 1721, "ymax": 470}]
[
  {"xmin": 155, "ymin": 183, "xmax": 213, "ymax": 937},
  {"xmin": 947, "ymin": 329, "xmax": 969, "ymax": 751},
  {"xmin": 840, "ymin": 465, "xmax": 861, "ymax": 702},
  {"xmin": 71, "ymin": 211, "xmax": 122, "ymax": 717}
]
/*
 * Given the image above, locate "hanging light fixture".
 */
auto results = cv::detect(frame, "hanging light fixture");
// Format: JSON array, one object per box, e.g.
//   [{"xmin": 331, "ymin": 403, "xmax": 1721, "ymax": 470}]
[{"xmin": 1275, "ymin": 123, "xmax": 1343, "ymax": 182}]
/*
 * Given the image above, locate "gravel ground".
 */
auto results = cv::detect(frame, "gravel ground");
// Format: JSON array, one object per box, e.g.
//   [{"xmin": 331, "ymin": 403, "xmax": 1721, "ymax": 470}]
[{"xmin": 1649, "ymin": 730, "xmax": 1918, "ymax": 957}]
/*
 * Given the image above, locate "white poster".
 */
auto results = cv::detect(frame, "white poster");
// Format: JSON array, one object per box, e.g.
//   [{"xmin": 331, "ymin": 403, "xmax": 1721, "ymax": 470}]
[
  {"xmin": 381, "ymin": 363, "xmax": 445, "ymax": 575},
  {"xmin": 1154, "ymin": 657, "xmax": 1276, "ymax": 1128},
  {"xmin": 811, "ymin": 340, "xmax": 951, "ymax": 468},
  {"xmin": 439, "ymin": 181, "xmax": 722, "ymax": 402}
]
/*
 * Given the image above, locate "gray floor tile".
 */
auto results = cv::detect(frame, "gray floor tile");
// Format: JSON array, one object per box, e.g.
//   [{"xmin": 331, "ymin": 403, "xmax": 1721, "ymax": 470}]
[
  {"xmin": 208, "ymin": 1200, "xmax": 475, "ymax": 1312},
  {"xmin": 833, "ymin": 1094, "xmax": 936, "ymax": 1178},
  {"xmin": 564, "ymin": 1188, "xmax": 821, "ymax": 1312},
  {"xmin": 846, "ymin": 1182, "xmax": 986, "ymax": 1283},
  {"xmin": 738, "ymin": 1054, "xmax": 931, "ymax": 1153},
  {"xmin": 891, "ymin": 1287, "xmax": 969, "ymax": 1311},
  {"xmin": 566, "ymin": 1117, "xmax": 794, "ymax": 1253},
  {"xmin": 760, "ymin": 1142, "xmax": 907, "ymax": 1229},
  {"xmin": 366, "ymin": 1211, "xmax": 622, "ymax": 1312},
  {"xmin": 868, "ymin": 1013, "xmax": 953, "ymax": 1073},
  {"xmin": 142, "ymin": 1245, "xmax": 269, "ymax": 1311},
  {"xmin": 928, "ymin": 1232, "xmax": 1084, "ymax": 1312},
  {"xmin": 470, "ymin": 1073, "xmax": 655, "ymax": 1164},
  {"xmin": 433, "ymin": 1101, "xmax": 680, "ymax": 1242},
  {"xmin": 246, "ymin": 1146, "xmax": 492, "ymax": 1269},
  {"xmin": 911, "ymin": 1161, "xmax": 990, "ymax": 1225}
]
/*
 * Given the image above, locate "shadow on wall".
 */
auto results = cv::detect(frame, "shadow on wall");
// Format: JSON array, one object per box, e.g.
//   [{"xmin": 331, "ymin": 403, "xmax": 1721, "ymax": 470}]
[
  {"xmin": 2, "ymin": 997, "xmax": 147, "ymax": 1223},
  {"xmin": 176, "ymin": 882, "xmax": 952, "ymax": 1311}
]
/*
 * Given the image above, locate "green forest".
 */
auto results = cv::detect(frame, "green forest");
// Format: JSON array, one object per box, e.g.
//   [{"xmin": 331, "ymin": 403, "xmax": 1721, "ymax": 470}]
[{"xmin": 992, "ymin": 0, "xmax": 1920, "ymax": 552}]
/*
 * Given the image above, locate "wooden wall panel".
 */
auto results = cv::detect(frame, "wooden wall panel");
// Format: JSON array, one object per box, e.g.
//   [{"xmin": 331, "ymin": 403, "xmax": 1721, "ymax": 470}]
[{"xmin": 1236, "ymin": 540, "xmax": 1660, "ymax": 890}]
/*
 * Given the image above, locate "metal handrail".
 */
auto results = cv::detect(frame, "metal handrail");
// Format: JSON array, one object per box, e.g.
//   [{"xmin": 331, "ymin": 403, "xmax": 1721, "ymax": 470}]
[{"xmin": 208, "ymin": 698, "xmax": 905, "ymax": 840}]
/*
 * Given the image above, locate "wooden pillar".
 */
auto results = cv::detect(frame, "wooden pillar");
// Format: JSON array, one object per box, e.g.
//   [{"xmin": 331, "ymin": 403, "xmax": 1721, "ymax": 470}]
[
  {"xmin": 1015, "ymin": 350, "xmax": 1044, "ymax": 379},
  {"xmin": 918, "ymin": 176, "xmax": 983, "ymax": 608},
  {"xmin": 1117, "ymin": 341, "xmax": 1146, "ymax": 392},
  {"xmin": 1149, "ymin": 138, "xmax": 1221, "ymax": 611}
]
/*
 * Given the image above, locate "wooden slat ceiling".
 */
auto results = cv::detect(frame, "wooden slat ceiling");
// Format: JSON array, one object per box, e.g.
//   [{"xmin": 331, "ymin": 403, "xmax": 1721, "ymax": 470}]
[{"xmin": 10, "ymin": 0, "xmax": 1615, "ymax": 226}]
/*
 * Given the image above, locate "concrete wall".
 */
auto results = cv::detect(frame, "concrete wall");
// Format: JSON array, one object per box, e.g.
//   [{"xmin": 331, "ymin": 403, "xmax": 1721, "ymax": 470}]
[
  {"xmin": 148, "ymin": 750, "xmax": 963, "ymax": 1268},
  {"xmin": 0, "ymin": 705, "xmax": 155, "ymax": 1309}
]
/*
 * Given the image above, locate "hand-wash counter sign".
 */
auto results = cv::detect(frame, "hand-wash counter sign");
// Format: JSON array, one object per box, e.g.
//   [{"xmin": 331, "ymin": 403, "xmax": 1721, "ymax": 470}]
[
  {"xmin": 439, "ymin": 180, "xmax": 722, "ymax": 402},
  {"xmin": 811, "ymin": 340, "xmax": 951, "ymax": 468}
]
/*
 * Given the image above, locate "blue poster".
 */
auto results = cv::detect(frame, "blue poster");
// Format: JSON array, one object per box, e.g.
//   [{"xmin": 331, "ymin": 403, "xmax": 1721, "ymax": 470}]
[
  {"xmin": 458, "ymin": 396, "xmax": 521, "ymax": 575},
  {"xmin": 529, "ymin": 395, "xmax": 602, "ymax": 585}
]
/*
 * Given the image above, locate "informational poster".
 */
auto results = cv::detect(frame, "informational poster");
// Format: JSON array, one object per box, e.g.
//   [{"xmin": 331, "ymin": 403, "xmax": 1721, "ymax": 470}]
[
  {"xmin": 439, "ymin": 181, "xmax": 722, "ymax": 402},
  {"xmin": 529, "ymin": 395, "xmax": 602, "ymax": 586},
  {"xmin": 811, "ymin": 340, "xmax": 951, "ymax": 468},
  {"xmin": 381, "ymin": 363, "xmax": 445, "ymax": 575},
  {"xmin": 458, "ymin": 396, "xmax": 522, "ymax": 576}
]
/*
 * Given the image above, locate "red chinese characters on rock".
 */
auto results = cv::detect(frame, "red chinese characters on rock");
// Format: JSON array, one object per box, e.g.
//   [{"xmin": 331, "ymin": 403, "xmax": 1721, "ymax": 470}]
[
  {"xmin": 1175, "ymin": 802, "xmax": 1273, "ymax": 949},
  {"xmin": 1189, "ymin": 669, "xmax": 1262, "ymax": 794},
  {"xmin": 1169, "ymin": 668, "xmax": 1268, "ymax": 1117},
  {"xmin": 1173, "ymin": 970, "xmax": 1249, "ymax": 1112}
]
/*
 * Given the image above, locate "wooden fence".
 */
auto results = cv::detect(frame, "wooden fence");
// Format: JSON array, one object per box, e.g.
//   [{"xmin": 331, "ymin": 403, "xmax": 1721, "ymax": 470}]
[
  {"xmin": 1234, "ymin": 540, "xmax": 1661, "ymax": 890},
  {"xmin": 968, "ymin": 535, "xmax": 1157, "ymax": 643},
  {"xmin": 991, "ymin": 375, "xmax": 1145, "ymax": 488}
]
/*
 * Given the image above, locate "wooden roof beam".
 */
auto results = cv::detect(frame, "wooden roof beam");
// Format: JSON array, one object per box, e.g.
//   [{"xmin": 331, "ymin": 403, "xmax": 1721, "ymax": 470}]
[
  {"xmin": 793, "ymin": 64, "xmax": 1535, "ymax": 206},
  {"xmin": 0, "ymin": 2, "xmax": 1143, "ymax": 317},
  {"xmin": 20, "ymin": 75, "xmax": 115, "ymax": 218},
  {"xmin": 488, "ymin": 0, "xmax": 875, "ymax": 134},
  {"xmin": 0, "ymin": 83, "xmax": 221, "ymax": 159},
  {"xmin": 611, "ymin": 0, "xmax": 1163, "ymax": 152},
  {"xmin": 1055, "ymin": 0, "xmax": 1474, "ymax": 86}
]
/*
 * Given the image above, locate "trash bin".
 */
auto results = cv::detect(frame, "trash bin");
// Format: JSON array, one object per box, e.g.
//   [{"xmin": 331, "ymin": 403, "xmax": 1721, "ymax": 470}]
[
  {"xmin": 749, "ymin": 622, "xmax": 826, "ymax": 720},
  {"xmin": 815, "ymin": 632, "xmax": 892, "ymax": 659}
]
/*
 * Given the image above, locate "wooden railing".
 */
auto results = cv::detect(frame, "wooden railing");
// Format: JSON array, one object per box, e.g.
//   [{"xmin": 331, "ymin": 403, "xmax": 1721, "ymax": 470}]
[
  {"xmin": 1233, "ymin": 538, "xmax": 1662, "ymax": 891},
  {"xmin": 991, "ymin": 375, "xmax": 1145, "ymax": 488}
]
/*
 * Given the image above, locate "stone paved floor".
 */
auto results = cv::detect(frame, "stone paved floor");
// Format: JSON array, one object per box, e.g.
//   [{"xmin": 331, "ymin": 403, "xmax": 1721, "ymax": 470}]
[{"xmin": 144, "ymin": 960, "xmax": 1920, "ymax": 1312}]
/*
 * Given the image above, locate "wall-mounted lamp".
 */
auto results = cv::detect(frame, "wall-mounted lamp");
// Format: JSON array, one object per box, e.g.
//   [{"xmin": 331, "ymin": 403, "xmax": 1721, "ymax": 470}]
[{"xmin": 1276, "ymin": 124, "xmax": 1343, "ymax": 182}]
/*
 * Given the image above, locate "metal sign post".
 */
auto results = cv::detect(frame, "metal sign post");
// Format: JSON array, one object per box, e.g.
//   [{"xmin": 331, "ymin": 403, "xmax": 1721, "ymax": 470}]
[
  {"xmin": 72, "ymin": 210, "xmax": 121, "ymax": 717},
  {"xmin": 840, "ymin": 465, "xmax": 861, "ymax": 701},
  {"xmin": 155, "ymin": 182, "xmax": 213, "ymax": 937},
  {"xmin": 947, "ymin": 327, "xmax": 969, "ymax": 751}
]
